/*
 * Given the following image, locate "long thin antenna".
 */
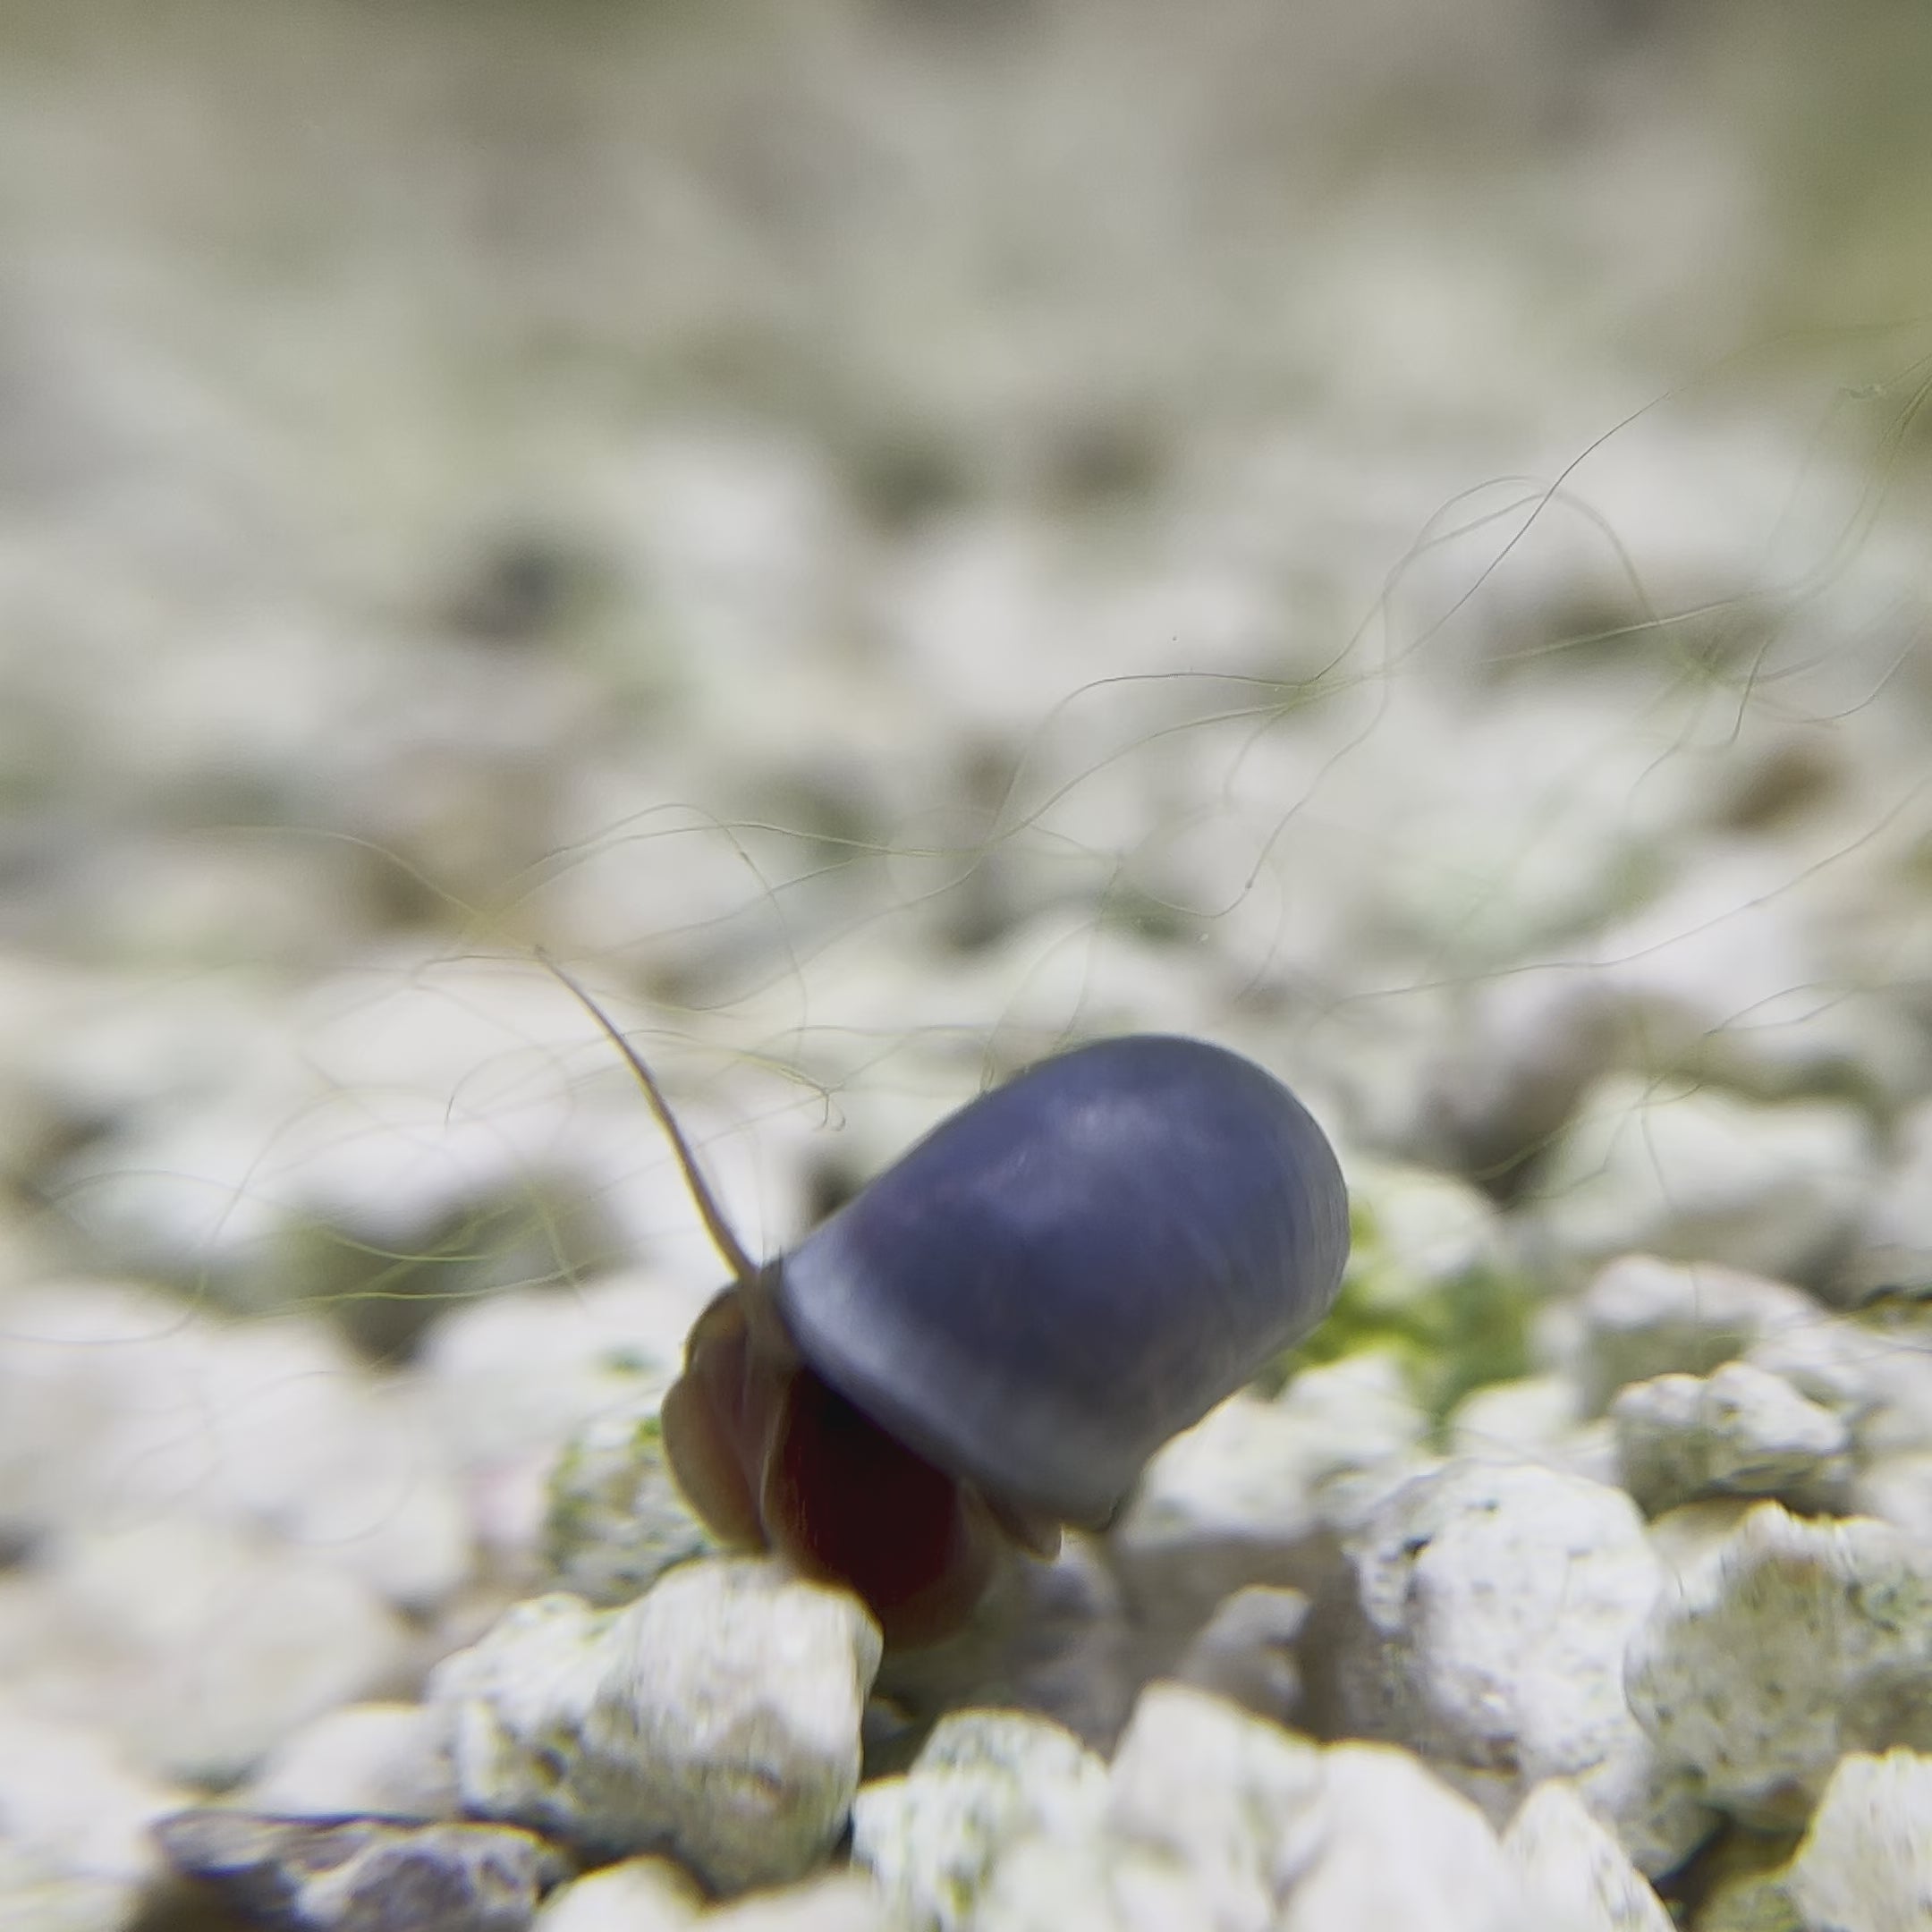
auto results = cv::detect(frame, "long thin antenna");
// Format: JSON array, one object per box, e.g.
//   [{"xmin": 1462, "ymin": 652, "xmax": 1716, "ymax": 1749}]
[{"xmin": 538, "ymin": 949, "xmax": 762, "ymax": 1288}]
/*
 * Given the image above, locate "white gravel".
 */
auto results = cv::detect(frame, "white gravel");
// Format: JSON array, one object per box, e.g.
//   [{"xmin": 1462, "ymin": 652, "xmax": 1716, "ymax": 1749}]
[{"xmin": 3, "ymin": 3, "xmax": 1931, "ymax": 1929}]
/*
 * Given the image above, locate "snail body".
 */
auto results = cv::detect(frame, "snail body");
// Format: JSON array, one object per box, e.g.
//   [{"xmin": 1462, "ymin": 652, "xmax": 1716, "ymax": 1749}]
[{"xmin": 555, "ymin": 969, "xmax": 1348, "ymax": 1646}]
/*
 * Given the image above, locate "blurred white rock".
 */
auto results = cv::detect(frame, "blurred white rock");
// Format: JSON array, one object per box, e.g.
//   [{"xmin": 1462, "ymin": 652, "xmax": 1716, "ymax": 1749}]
[
  {"xmin": 416, "ymin": 1267, "xmax": 711, "ymax": 1474},
  {"xmin": 532, "ymin": 1854, "xmax": 704, "ymax": 1932},
  {"xmin": 430, "ymin": 1560, "xmax": 880, "ymax": 1892},
  {"xmin": 1105, "ymin": 1682, "xmax": 1326, "ymax": 1932},
  {"xmin": 1322, "ymin": 1457, "xmax": 1712, "ymax": 1873},
  {"xmin": 1626, "ymin": 1504, "xmax": 1932, "ymax": 1828},
  {"xmin": 1499, "ymin": 1779, "xmax": 1674, "ymax": 1932},
  {"xmin": 945, "ymin": 1682, "xmax": 1335, "ymax": 1930},
  {"xmin": 1844, "ymin": 1100, "xmax": 1932, "ymax": 1301},
  {"xmin": 0, "ymin": 1517, "xmax": 411, "ymax": 1785},
  {"xmin": 0, "ymin": 1706, "xmax": 186, "ymax": 1932},
  {"xmin": 0, "ymin": 1279, "xmax": 470, "ymax": 1612},
  {"xmin": 1276, "ymin": 1744, "xmax": 1535, "ymax": 1932},
  {"xmin": 964, "ymin": 1828, "xmax": 1131, "ymax": 1932},
  {"xmin": 701, "ymin": 1870, "xmax": 894, "ymax": 1932},
  {"xmin": 1783, "ymin": 1749, "xmax": 1932, "ymax": 1932},
  {"xmin": 1852, "ymin": 1452, "xmax": 1932, "ymax": 1548},
  {"xmin": 1610, "ymin": 1361, "xmax": 1852, "ymax": 1516},
  {"xmin": 0, "ymin": 1840, "xmax": 138, "ymax": 1932},
  {"xmin": 1173, "ymin": 1586, "xmax": 1309, "ymax": 1730},
  {"xmin": 1113, "ymin": 1354, "xmax": 1428, "ymax": 1635},
  {"xmin": 1426, "ymin": 850, "xmax": 1929, "ymax": 1183},
  {"xmin": 1107, "ymin": 1395, "xmax": 1330, "ymax": 1631},
  {"xmin": 1445, "ymin": 1375, "xmax": 1618, "ymax": 1485},
  {"xmin": 1345, "ymin": 1158, "xmax": 1513, "ymax": 1296},
  {"xmin": 852, "ymin": 1708, "xmax": 1109, "ymax": 1932},
  {"xmin": 1641, "ymin": 1496, "xmax": 1758, "ymax": 1597},
  {"xmin": 237, "ymin": 1700, "xmax": 459, "ymax": 1822},
  {"xmin": 1525, "ymin": 1079, "xmax": 1870, "ymax": 1289},
  {"xmin": 1741, "ymin": 1310, "xmax": 1890, "ymax": 1428},
  {"xmin": 1561, "ymin": 1254, "xmax": 1825, "ymax": 1415},
  {"xmin": 540, "ymin": 1394, "xmax": 716, "ymax": 1606},
  {"xmin": 43, "ymin": 953, "xmax": 781, "ymax": 1344}
]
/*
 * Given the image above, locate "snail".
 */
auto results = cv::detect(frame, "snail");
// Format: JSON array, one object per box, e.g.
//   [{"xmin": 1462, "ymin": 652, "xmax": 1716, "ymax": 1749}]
[{"xmin": 554, "ymin": 962, "xmax": 1349, "ymax": 1645}]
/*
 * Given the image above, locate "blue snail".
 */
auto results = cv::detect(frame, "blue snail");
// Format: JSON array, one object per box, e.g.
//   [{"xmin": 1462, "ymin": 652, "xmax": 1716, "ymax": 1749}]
[{"xmin": 555, "ymin": 965, "xmax": 1350, "ymax": 1645}]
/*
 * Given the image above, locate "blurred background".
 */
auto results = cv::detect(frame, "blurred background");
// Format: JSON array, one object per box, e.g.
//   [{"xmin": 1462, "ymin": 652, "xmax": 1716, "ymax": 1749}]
[{"xmin": 2, "ymin": 0, "xmax": 1931, "ymax": 1451}]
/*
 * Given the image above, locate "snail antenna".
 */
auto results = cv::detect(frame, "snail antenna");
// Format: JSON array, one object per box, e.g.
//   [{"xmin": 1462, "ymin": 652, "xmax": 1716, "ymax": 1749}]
[{"xmin": 538, "ymin": 949, "xmax": 762, "ymax": 1288}]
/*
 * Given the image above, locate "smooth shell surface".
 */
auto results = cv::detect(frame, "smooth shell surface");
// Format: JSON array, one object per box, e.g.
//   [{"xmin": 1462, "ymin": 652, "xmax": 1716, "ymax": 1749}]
[{"xmin": 775, "ymin": 1035, "xmax": 1349, "ymax": 1527}]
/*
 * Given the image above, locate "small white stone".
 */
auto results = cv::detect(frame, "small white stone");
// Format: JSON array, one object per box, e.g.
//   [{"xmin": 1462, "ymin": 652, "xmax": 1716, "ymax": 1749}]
[
  {"xmin": 1173, "ymin": 1586, "xmax": 1309, "ymax": 1729},
  {"xmin": 1325, "ymin": 1458, "xmax": 1710, "ymax": 1873},
  {"xmin": 1343, "ymin": 1159, "xmax": 1512, "ymax": 1298},
  {"xmin": 0, "ymin": 1839, "xmax": 139, "ymax": 1932},
  {"xmin": 239, "ymin": 1702, "xmax": 459, "ymax": 1821},
  {"xmin": 1273, "ymin": 1352, "xmax": 1432, "ymax": 1487},
  {"xmin": 419, "ymin": 1268, "xmax": 713, "ymax": 1473},
  {"xmin": 1502, "ymin": 1780, "xmax": 1674, "ymax": 1932},
  {"xmin": 541, "ymin": 1396, "xmax": 716, "ymax": 1606},
  {"xmin": 965, "ymin": 1830, "xmax": 1135, "ymax": 1932},
  {"xmin": 1783, "ymin": 1749, "xmax": 1932, "ymax": 1932},
  {"xmin": 1610, "ymin": 1361, "xmax": 1852, "ymax": 1515},
  {"xmin": 1114, "ymin": 1358, "xmax": 1427, "ymax": 1633},
  {"xmin": 1853, "ymin": 1452, "xmax": 1932, "ymax": 1546},
  {"xmin": 702, "ymin": 1869, "xmax": 894, "ymax": 1931},
  {"xmin": 532, "ymin": 1854, "xmax": 704, "ymax": 1932},
  {"xmin": 1277, "ymin": 1744, "xmax": 1533, "ymax": 1932},
  {"xmin": 1106, "ymin": 1682, "xmax": 1326, "ymax": 1932},
  {"xmin": 1108, "ymin": 1395, "xmax": 1327, "ymax": 1627},
  {"xmin": 1528, "ymin": 1080, "xmax": 1870, "ymax": 1290},
  {"xmin": 1846, "ymin": 1099, "xmax": 1932, "ymax": 1301},
  {"xmin": 0, "ymin": 1519, "xmax": 411, "ymax": 1784},
  {"xmin": 852, "ymin": 1708, "xmax": 1108, "ymax": 1932},
  {"xmin": 1742, "ymin": 1314, "xmax": 1885, "ymax": 1427},
  {"xmin": 1828, "ymin": 1314, "xmax": 1932, "ymax": 1461},
  {"xmin": 0, "ymin": 1279, "xmax": 469, "ymax": 1612},
  {"xmin": 1445, "ymin": 1375, "xmax": 1618, "ymax": 1485},
  {"xmin": 1644, "ymin": 1497, "xmax": 1758, "ymax": 1595},
  {"xmin": 1625, "ymin": 1504, "xmax": 1932, "ymax": 1828},
  {"xmin": 1446, "ymin": 1374, "xmax": 1580, "ymax": 1459},
  {"xmin": 1566, "ymin": 1255, "xmax": 1823, "ymax": 1415},
  {"xmin": 432, "ymin": 1559, "xmax": 882, "ymax": 1893},
  {"xmin": 0, "ymin": 1706, "xmax": 185, "ymax": 1896}
]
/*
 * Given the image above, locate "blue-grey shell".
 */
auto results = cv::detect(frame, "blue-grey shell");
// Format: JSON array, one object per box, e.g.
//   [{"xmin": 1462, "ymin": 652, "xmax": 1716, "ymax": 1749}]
[{"xmin": 774, "ymin": 1033, "xmax": 1349, "ymax": 1527}]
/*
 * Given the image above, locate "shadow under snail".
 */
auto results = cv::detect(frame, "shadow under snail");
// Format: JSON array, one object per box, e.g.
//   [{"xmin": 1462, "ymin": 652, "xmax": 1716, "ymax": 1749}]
[{"xmin": 558, "ymin": 965, "xmax": 1350, "ymax": 1646}]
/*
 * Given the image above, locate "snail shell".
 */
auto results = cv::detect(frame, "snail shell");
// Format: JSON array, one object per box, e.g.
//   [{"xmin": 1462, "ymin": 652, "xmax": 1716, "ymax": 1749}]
[{"xmin": 775, "ymin": 1034, "xmax": 1349, "ymax": 1530}]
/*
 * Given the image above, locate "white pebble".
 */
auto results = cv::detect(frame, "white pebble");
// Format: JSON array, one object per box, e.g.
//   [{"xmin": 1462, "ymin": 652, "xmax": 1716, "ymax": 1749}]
[
  {"xmin": 1566, "ymin": 1255, "xmax": 1823, "ymax": 1414},
  {"xmin": 1610, "ymin": 1361, "xmax": 1852, "ymax": 1514},
  {"xmin": 1625, "ymin": 1504, "xmax": 1932, "ymax": 1828},
  {"xmin": 532, "ymin": 1855, "xmax": 704, "ymax": 1932},
  {"xmin": 703, "ymin": 1870, "xmax": 894, "ymax": 1930},
  {"xmin": 1784, "ymin": 1749, "xmax": 1932, "ymax": 1932},
  {"xmin": 1501, "ymin": 1780, "xmax": 1674, "ymax": 1932},
  {"xmin": 1445, "ymin": 1375, "xmax": 1618, "ymax": 1486},
  {"xmin": 1173, "ymin": 1586, "xmax": 1309, "ymax": 1729},
  {"xmin": 1107, "ymin": 1683, "xmax": 1326, "ymax": 1932},
  {"xmin": 1114, "ymin": 1357, "xmax": 1426, "ymax": 1633},
  {"xmin": 0, "ymin": 1520, "xmax": 411, "ymax": 1784},
  {"xmin": 1277, "ymin": 1744, "xmax": 1533, "ymax": 1932},
  {"xmin": 0, "ymin": 1706, "xmax": 185, "ymax": 1902},
  {"xmin": 1529, "ymin": 1080, "xmax": 1869, "ymax": 1289},
  {"xmin": 852, "ymin": 1708, "xmax": 1108, "ymax": 1932},
  {"xmin": 1325, "ymin": 1458, "xmax": 1710, "ymax": 1873},
  {"xmin": 432, "ymin": 1559, "xmax": 881, "ymax": 1893},
  {"xmin": 0, "ymin": 1279, "xmax": 469, "ymax": 1612},
  {"xmin": 239, "ymin": 1701, "xmax": 459, "ymax": 1822}
]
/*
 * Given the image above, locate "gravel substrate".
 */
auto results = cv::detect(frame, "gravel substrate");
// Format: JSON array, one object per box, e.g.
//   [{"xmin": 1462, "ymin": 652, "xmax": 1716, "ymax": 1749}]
[{"xmin": 4, "ymin": 3, "xmax": 1932, "ymax": 1929}]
